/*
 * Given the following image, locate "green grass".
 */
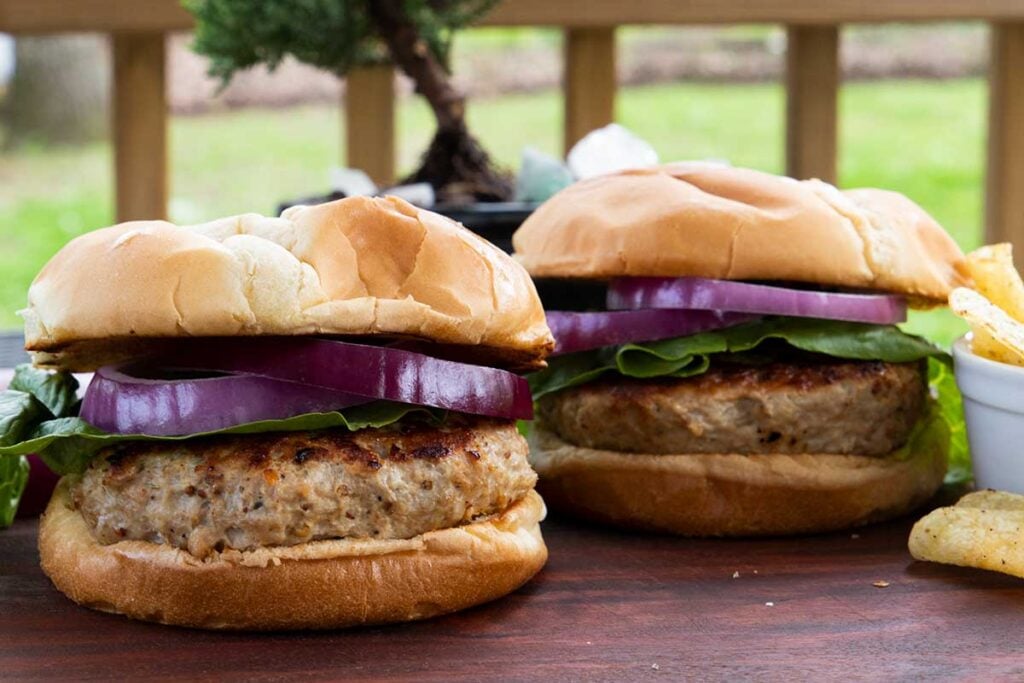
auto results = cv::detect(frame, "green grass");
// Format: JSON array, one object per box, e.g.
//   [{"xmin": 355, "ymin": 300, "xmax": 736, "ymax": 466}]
[{"xmin": 0, "ymin": 78, "xmax": 983, "ymax": 344}]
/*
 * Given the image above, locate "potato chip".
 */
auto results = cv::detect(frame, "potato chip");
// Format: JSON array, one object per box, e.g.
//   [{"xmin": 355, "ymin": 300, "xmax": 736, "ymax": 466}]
[
  {"xmin": 970, "ymin": 329, "xmax": 1004, "ymax": 361},
  {"xmin": 971, "ymin": 329, "xmax": 1024, "ymax": 366},
  {"xmin": 909, "ymin": 489, "xmax": 1024, "ymax": 578},
  {"xmin": 953, "ymin": 489, "xmax": 1024, "ymax": 511},
  {"xmin": 949, "ymin": 287, "xmax": 1024, "ymax": 366},
  {"xmin": 965, "ymin": 243, "xmax": 1024, "ymax": 322}
]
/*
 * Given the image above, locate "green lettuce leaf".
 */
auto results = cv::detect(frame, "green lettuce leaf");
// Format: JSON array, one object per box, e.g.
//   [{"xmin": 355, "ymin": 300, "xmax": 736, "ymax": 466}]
[
  {"xmin": 530, "ymin": 318, "xmax": 948, "ymax": 400},
  {"xmin": 888, "ymin": 361, "xmax": 968, "ymax": 485},
  {"xmin": 0, "ymin": 455, "xmax": 29, "ymax": 528},
  {"xmin": 0, "ymin": 391, "xmax": 440, "ymax": 476},
  {"xmin": 929, "ymin": 357, "xmax": 970, "ymax": 485},
  {"xmin": 0, "ymin": 391, "xmax": 46, "ymax": 447},
  {"xmin": 8, "ymin": 363, "xmax": 79, "ymax": 417}
]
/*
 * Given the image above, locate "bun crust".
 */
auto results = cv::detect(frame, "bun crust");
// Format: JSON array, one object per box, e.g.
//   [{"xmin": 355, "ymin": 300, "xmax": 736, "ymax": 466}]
[
  {"xmin": 39, "ymin": 481, "xmax": 548, "ymax": 630},
  {"xmin": 24, "ymin": 196, "xmax": 553, "ymax": 371},
  {"xmin": 528, "ymin": 424, "xmax": 945, "ymax": 536},
  {"xmin": 513, "ymin": 163, "xmax": 968, "ymax": 304}
]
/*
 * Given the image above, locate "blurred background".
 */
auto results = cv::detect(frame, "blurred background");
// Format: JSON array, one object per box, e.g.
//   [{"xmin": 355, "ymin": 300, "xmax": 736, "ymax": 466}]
[{"xmin": 0, "ymin": 21, "xmax": 993, "ymax": 345}]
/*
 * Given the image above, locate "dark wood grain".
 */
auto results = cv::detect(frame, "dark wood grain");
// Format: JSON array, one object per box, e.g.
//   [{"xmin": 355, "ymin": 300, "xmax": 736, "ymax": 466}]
[{"xmin": 3, "ymin": 503, "xmax": 1024, "ymax": 681}]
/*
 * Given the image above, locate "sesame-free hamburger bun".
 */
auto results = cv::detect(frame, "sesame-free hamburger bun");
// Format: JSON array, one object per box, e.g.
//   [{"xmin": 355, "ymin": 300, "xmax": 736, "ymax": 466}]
[
  {"xmin": 24, "ymin": 196, "xmax": 554, "ymax": 629},
  {"xmin": 514, "ymin": 163, "xmax": 965, "ymax": 535}
]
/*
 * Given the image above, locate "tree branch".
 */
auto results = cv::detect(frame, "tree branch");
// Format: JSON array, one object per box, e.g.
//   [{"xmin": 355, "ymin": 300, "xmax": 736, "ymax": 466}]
[{"xmin": 366, "ymin": 0, "xmax": 466, "ymax": 131}]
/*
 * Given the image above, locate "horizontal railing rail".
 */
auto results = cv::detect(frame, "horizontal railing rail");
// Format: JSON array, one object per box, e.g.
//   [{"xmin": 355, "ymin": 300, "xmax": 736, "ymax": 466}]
[
  {"xmin": 0, "ymin": 0, "xmax": 1021, "ymax": 255},
  {"xmin": 6, "ymin": 1, "xmax": 1024, "ymax": 32}
]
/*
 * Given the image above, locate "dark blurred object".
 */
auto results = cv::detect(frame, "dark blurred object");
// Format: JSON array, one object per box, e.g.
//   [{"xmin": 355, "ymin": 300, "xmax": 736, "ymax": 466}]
[
  {"xmin": 2, "ymin": 36, "xmax": 109, "ymax": 148},
  {"xmin": 532, "ymin": 278, "xmax": 608, "ymax": 312},
  {"xmin": 434, "ymin": 201, "xmax": 536, "ymax": 254},
  {"xmin": 16, "ymin": 455, "xmax": 59, "ymax": 518},
  {"xmin": 0, "ymin": 332, "xmax": 28, "ymax": 367},
  {"xmin": 276, "ymin": 191, "xmax": 347, "ymax": 216},
  {"xmin": 279, "ymin": 193, "xmax": 536, "ymax": 254}
]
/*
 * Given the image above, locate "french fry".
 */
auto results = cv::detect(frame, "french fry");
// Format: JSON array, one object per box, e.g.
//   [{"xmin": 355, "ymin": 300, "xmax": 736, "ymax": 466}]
[
  {"xmin": 950, "ymin": 287, "xmax": 1024, "ymax": 367},
  {"xmin": 910, "ymin": 490, "xmax": 1024, "ymax": 579},
  {"xmin": 964, "ymin": 243, "xmax": 1024, "ymax": 323}
]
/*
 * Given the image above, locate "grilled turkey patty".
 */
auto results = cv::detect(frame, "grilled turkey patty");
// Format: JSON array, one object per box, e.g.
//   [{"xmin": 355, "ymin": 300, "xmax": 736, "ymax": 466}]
[
  {"xmin": 538, "ymin": 360, "xmax": 927, "ymax": 456},
  {"xmin": 73, "ymin": 417, "xmax": 535, "ymax": 558}
]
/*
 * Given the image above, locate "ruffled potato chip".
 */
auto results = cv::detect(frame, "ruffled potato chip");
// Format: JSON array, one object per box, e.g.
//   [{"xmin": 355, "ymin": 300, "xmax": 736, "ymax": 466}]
[
  {"xmin": 965, "ymin": 243, "xmax": 1024, "ymax": 322},
  {"xmin": 910, "ymin": 490, "xmax": 1024, "ymax": 578},
  {"xmin": 950, "ymin": 287, "xmax": 1024, "ymax": 366},
  {"xmin": 952, "ymin": 243, "xmax": 1024, "ymax": 364}
]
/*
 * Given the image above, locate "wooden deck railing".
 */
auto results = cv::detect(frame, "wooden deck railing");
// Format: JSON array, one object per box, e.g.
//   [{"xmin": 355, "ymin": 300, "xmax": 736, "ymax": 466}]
[{"xmin": 2, "ymin": 0, "xmax": 1024, "ymax": 249}]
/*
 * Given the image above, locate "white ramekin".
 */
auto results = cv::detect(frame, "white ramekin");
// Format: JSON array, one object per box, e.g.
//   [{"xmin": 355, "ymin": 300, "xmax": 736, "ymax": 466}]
[{"xmin": 953, "ymin": 333, "xmax": 1024, "ymax": 492}]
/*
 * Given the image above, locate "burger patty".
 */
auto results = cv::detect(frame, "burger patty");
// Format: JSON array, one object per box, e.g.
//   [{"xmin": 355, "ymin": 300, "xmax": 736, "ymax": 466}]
[
  {"xmin": 72, "ymin": 417, "xmax": 536, "ymax": 558},
  {"xmin": 538, "ymin": 360, "xmax": 927, "ymax": 456}
]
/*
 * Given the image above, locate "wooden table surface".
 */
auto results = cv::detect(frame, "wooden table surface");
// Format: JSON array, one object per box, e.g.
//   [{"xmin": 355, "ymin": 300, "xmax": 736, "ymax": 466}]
[{"xmin": 3, "ymin": 502, "xmax": 1024, "ymax": 681}]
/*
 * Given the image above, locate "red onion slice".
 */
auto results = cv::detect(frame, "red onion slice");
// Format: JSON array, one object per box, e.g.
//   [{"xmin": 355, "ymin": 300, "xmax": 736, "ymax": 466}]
[
  {"xmin": 82, "ymin": 366, "xmax": 368, "ymax": 436},
  {"xmin": 144, "ymin": 338, "xmax": 534, "ymax": 422},
  {"xmin": 607, "ymin": 277, "xmax": 907, "ymax": 324},
  {"xmin": 547, "ymin": 309, "xmax": 757, "ymax": 355}
]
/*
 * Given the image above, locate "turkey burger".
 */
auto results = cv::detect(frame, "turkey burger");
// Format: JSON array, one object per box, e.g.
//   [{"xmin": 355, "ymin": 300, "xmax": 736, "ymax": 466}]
[
  {"xmin": 2, "ymin": 196, "xmax": 554, "ymax": 629},
  {"xmin": 514, "ymin": 163, "xmax": 968, "ymax": 536}
]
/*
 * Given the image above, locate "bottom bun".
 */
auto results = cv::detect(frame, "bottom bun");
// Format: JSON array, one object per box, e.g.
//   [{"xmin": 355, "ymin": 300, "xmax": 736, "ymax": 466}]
[
  {"xmin": 39, "ymin": 480, "xmax": 547, "ymax": 630},
  {"xmin": 529, "ymin": 424, "xmax": 945, "ymax": 536}
]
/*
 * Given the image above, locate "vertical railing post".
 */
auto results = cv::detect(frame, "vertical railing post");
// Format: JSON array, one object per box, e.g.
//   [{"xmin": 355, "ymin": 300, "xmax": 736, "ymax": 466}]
[
  {"xmin": 987, "ymin": 22, "xmax": 1024, "ymax": 262},
  {"xmin": 112, "ymin": 32, "xmax": 168, "ymax": 222},
  {"xmin": 785, "ymin": 25, "xmax": 839, "ymax": 183},
  {"xmin": 345, "ymin": 64, "xmax": 396, "ymax": 186},
  {"xmin": 563, "ymin": 27, "xmax": 616, "ymax": 155}
]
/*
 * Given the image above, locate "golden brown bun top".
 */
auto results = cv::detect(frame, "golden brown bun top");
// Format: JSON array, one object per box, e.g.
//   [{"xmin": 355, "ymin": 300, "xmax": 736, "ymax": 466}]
[
  {"xmin": 513, "ymin": 163, "xmax": 968, "ymax": 304},
  {"xmin": 23, "ymin": 196, "xmax": 554, "ymax": 371}
]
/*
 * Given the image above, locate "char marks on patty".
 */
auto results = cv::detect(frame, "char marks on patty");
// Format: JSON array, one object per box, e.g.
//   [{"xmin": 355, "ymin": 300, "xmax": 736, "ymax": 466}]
[{"xmin": 73, "ymin": 416, "xmax": 536, "ymax": 558}]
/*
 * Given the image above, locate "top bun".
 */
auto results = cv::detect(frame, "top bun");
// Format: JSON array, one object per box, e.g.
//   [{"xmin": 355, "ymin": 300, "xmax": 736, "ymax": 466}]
[
  {"xmin": 24, "ymin": 196, "xmax": 554, "ymax": 371},
  {"xmin": 513, "ymin": 162, "xmax": 968, "ymax": 304}
]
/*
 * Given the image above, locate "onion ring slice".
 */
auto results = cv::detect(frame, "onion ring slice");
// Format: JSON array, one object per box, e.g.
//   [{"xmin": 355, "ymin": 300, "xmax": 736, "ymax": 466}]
[
  {"xmin": 82, "ymin": 365, "xmax": 367, "ymax": 436},
  {"xmin": 145, "ymin": 338, "xmax": 534, "ymax": 421},
  {"xmin": 608, "ymin": 277, "xmax": 907, "ymax": 324},
  {"xmin": 546, "ymin": 309, "xmax": 757, "ymax": 355}
]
